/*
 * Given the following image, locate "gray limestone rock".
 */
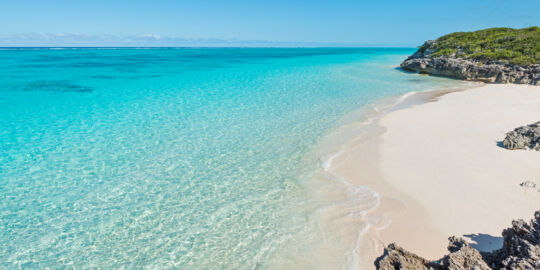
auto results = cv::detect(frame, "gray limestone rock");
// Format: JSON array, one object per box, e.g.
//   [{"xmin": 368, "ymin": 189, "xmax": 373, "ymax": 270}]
[
  {"xmin": 441, "ymin": 237, "xmax": 491, "ymax": 270},
  {"xmin": 376, "ymin": 211, "xmax": 540, "ymax": 270},
  {"xmin": 502, "ymin": 122, "xmax": 540, "ymax": 150},
  {"xmin": 375, "ymin": 243, "xmax": 440, "ymax": 270},
  {"xmin": 485, "ymin": 211, "xmax": 540, "ymax": 269}
]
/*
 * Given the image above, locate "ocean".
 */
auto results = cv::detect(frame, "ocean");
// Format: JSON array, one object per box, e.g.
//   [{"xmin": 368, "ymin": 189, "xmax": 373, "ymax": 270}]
[{"xmin": 0, "ymin": 48, "xmax": 465, "ymax": 269}]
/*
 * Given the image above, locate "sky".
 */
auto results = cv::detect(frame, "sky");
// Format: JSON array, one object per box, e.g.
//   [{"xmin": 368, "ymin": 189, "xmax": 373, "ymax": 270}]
[{"xmin": 0, "ymin": 0, "xmax": 539, "ymax": 47}]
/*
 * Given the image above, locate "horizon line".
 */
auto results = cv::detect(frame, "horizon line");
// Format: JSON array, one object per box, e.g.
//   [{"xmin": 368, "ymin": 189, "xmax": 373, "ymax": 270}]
[
  {"xmin": 0, "ymin": 46, "xmax": 418, "ymax": 49},
  {"xmin": 0, "ymin": 33, "xmax": 420, "ymax": 48}
]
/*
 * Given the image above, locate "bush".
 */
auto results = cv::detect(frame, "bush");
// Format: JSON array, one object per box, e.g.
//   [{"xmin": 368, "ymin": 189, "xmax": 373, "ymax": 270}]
[{"xmin": 420, "ymin": 27, "xmax": 540, "ymax": 65}]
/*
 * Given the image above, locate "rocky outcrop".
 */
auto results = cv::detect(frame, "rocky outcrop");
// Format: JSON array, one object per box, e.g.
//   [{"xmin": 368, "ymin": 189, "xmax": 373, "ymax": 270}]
[
  {"xmin": 374, "ymin": 243, "xmax": 438, "ymax": 270},
  {"xmin": 485, "ymin": 211, "xmax": 540, "ymax": 269},
  {"xmin": 375, "ymin": 211, "xmax": 540, "ymax": 270},
  {"xmin": 442, "ymin": 237, "xmax": 491, "ymax": 270},
  {"xmin": 502, "ymin": 122, "xmax": 540, "ymax": 150},
  {"xmin": 375, "ymin": 237, "xmax": 490, "ymax": 270},
  {"xmin": 400, "ymin": 41, "xmax": 540, "ymax": 85}
]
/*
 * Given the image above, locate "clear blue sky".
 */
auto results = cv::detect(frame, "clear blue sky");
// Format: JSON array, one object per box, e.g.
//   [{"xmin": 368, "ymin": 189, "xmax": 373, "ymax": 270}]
[{"xmin": 1, "ymin": 0, "xmax": 539, "ymax": 46}]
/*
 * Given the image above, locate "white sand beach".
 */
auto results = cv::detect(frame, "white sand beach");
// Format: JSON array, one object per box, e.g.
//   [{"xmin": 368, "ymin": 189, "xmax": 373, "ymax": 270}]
[{"xmin": 327, "ymin": 84, "xmax": 540, "ymax": 267}]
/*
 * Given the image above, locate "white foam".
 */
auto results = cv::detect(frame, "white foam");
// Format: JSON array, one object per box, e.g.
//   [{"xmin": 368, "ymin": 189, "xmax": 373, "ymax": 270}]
[
  {"xmin": 391, "ymin": 90, "xmax": 417, "ymax": 108},
  {"xmin": 321, "ymin": 149, "xmax": 345, "ymax": 171},
  {"xmin": 314, "ymin": 91, "xmax": 428, "ymax": 270}
]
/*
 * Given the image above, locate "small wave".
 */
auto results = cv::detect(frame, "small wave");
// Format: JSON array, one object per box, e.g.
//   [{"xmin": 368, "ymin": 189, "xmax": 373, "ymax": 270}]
[
  {"xmin": 339, "ymin": 180, "xmax": 381, "ymax": 217},
  {"xmin": 344, "ymin": 223, "xmax": 371, "ymax": 270},
  {"xmin": 392, "ymin": 91, "xmax": 417, "ymax": 107},
  {"xmin": 314, "ymin": 90, "xmax": 428, "ymax": 270},
  {"xmin": 328, "ymin": 176, "xmax": 381, "ymax": 270},
  {"xmin": 321, "ymin": 149, "xmax": 345, "ymax": 171}
]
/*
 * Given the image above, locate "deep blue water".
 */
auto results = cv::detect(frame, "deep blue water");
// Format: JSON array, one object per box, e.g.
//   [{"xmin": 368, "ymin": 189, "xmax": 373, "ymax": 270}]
[{"xmin": 0, "ymin": 48, "xmax": 463, "ymax": 269}]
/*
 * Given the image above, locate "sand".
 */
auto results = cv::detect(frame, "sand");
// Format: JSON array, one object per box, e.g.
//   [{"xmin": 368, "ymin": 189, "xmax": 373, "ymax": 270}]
[{"xmin": 326, "ymin": 83, "xmax": 540, "ymax": 266}]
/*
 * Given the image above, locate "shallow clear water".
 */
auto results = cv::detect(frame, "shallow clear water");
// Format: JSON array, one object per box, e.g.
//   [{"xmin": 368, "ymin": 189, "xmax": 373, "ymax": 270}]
[{"xmin": 0, "ymin": 48, "xmax": 464, "ymax": 268}]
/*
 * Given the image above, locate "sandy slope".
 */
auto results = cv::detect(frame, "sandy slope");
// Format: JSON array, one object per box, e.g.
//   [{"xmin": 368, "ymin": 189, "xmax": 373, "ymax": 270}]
[{"xmin": 328, "ymin": 84, "xmax": 540, "ymax": 267}]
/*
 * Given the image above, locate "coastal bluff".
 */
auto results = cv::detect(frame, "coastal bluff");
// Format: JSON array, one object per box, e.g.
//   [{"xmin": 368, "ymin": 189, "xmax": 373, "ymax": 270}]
[
  {"xmin": 400, "ymin": 27, "xmax": 540, "ymax": 85},
  {"xmin": 375, "ymin": 211, "xmax": 540, "ymax": 270}
]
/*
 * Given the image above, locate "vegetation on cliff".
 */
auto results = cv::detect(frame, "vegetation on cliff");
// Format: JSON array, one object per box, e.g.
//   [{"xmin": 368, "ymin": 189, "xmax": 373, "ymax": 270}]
[{"xmin": 418, "ymin": 27, "xmax": 540, "ymax": 65}]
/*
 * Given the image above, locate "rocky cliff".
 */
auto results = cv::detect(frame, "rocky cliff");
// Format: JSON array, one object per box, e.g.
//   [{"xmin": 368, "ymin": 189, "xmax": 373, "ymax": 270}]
[
  {"xmin": 400, "ymin": 42, "xmax": 540, "ymax": 85},
  {"xmin": 400, "ymin": 26, "xmax": 540, "ymax": 85},
  {"xmin": 375, "ymin": 210, "xmax": 540, "ymax": 270}
]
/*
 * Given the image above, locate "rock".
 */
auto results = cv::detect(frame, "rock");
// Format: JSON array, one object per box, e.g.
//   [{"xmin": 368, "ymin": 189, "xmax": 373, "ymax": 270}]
[
  {"xmin": 375, "ymin": 211, "xmax": 540, "ymax": 270},
  {"xmin": 400, "ymin": 41, "xmax": 540, "ymax": 85},
  {"xmin": 502, "ymin": 122, "xmax": 540, "ymax": 150},
  {"xmin": 375, "ymin": 237, "xmax": 490, "ymax": 270},
  {"xmin": 486, "ymin": 211, "xmax": 540, "ymax": 269},
  {"xmin": 440, "ymin": 237, "xmax": 491, "ymax": 270},
  {"xmin": 374, "ymin": 243, "xmax": 440, "ymax": 270}
]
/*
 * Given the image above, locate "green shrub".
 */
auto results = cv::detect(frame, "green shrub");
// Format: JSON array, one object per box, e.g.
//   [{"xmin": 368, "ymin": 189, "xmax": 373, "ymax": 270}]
[{"xmin": 420, "ymin": 27, "xmax": 540, "ymax": 65}]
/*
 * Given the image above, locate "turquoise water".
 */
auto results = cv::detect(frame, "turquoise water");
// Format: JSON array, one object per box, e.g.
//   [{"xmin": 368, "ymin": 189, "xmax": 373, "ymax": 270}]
[{"xmin": 0, "ymin": 48, "xmax": 463, "ymax": 269}]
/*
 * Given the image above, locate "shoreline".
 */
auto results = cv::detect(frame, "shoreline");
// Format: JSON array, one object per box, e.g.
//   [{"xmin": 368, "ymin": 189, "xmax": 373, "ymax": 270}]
[
  {"xmin": 309, "ymin": 81, "xmax": 478, "ymax": 268},
  {"xmin": 318, "ymin": 82, "xmax": 540, "ymax": 268}
]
